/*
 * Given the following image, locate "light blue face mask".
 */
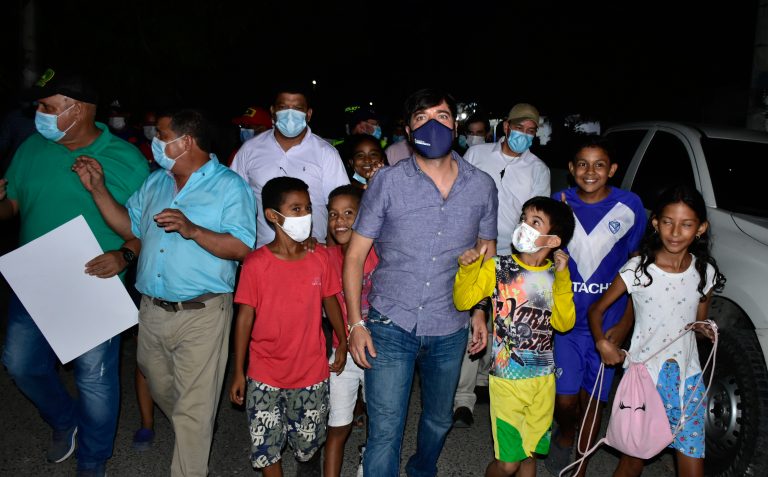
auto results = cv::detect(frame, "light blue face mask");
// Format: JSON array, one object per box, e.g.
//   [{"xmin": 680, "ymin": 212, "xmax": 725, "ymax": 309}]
[
  {"xmin": 151, "ymin": 135, "xmax": 187, "ymax": 171},
  {"xmin": 240, "ymin": 128, "xmax": 255, "ymax": 143},
  {"xmin": 275, "ymin": 109, "xmax": 307, "ymax": 138},
  {"xmin": 35, "ymin": 104, "xmax": 77, "ymax": 142},
  {"xmin": 391, "ymin": 135, "xmax": 405, "ymax": 144},
  {"xmin": 458, "ymin": 135, "xmax": 468, "ymax": 149},
  {"xmin": 371, "ymin": 125, "xmax": 382, "ymax": 139},
  {"xmin": 353, "ymin": 172, "xmax": 367, "ymax": 184},
  {"xmin": 507, "ymin": 129, "xmax": 534, "ymax": 154}
]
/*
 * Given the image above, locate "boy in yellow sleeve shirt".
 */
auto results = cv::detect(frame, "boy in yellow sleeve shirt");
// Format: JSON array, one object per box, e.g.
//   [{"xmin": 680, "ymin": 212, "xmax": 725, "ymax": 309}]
[{"xmin": 454, "ymin": 196, "xmax": 576, "ymax": 477}]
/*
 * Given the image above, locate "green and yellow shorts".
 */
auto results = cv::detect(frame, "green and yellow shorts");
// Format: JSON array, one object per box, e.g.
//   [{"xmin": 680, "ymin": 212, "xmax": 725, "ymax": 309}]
[{"xmin": 489, "ymin": 373, "xmax": 555, "ymax": 463}]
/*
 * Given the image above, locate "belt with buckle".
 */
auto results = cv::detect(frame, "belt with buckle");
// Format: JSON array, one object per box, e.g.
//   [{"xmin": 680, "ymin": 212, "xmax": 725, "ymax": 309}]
[{"xmin": 150, "ymin": 292, "xmax": 221, "ymax": 312}]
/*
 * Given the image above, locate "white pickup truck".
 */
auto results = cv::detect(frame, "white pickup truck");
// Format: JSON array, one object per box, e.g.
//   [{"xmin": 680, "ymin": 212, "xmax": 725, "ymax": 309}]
[{"xmin": 603, "ymin": 122, "xmax": 768, "ymax": 476}]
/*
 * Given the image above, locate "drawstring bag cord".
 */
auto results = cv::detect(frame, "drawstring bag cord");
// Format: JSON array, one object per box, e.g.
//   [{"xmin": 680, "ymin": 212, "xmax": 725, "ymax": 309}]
[{"xmin": 560, "ymin": 319, "xmax": 718, "ymax": 477}]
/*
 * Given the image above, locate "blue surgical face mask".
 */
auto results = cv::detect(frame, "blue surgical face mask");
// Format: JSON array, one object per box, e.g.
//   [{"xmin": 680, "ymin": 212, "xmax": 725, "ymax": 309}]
[
  {"xmin": 35, "ymin": 104, "xmax": 77, "ymax": 142},
  {"xmin": 391, "ymin": 134, "xmax": 405, "ymax": 144},
  {"xmin": 275, "ymin": 109, "xmax": 307, "ymax": 138},
  {"xmin": 240, "ymin": 128, "xmax": 255, "ymax": 143},
  {"xmin": 371, "ymin": 125, "xmax": 382, "ymax": 139},
  {"xmin": 353, "ymin": 172, "xmax": 368, "ymax": 184},
  {"xmin": 410, "ymin": 119, "xmax": 454, "ymax": 159},
  {"xmin": 507, "ymin": 129, "xmax": 534, "ymax": 154},
  {"xmin": 458, "ymin": 135, "xmax": 468, "ymax": 149},
  {"xmin": 151, "ymin": 135, "xmax": 187, "ymax": 171}
]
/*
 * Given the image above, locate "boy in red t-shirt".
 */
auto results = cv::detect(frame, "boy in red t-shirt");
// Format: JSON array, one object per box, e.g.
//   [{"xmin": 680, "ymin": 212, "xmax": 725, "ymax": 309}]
[{"xmin": 229, "ymin": 176, "xmax": 347, "ymax": 475}]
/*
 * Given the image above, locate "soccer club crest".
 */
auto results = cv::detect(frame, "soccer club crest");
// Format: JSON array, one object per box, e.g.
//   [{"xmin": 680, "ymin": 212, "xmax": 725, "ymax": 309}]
[{"xmin": 608, "ymin": 220, "xmax": 621, "ymax": 234}]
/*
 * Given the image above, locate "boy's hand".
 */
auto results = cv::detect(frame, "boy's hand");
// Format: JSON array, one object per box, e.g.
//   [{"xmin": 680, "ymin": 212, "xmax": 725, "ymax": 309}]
[
  {"xmin": 458, "ymin": 244, "xmax": 488, "ymax": 267},
  {"xmin": 229, "ymin": 373, "xmax": 246, "ymax": 406},
  {"xmin": 467, "ymin": 309, "xmax": 488, "ymax": 355},
  {"xmin": 364, "ymin": 161, "xmax": 385, "ymax": 180},
  {"xmin": 596, "ymin": 339, "xmax": 624, "ymax": 365},
  {"xmin": 302, "ymin": 237, "xmax": 318, "ymax": 252},
  {"xmin": 349, "ymin": 324, "xmax": 376, "ymax": 369},
  {"xmin": 329, "ymin": 343, "xmax": 348, "ymax": 375},
  {"xmin": 553, "ymin": 249, "xmax": 569, "ymax": 271}
]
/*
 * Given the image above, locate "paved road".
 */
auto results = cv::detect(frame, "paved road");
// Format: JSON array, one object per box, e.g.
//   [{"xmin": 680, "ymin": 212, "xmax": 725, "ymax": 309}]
[{"xmin": 0, "ymin": 326, "xmax": 677, "ymax": 476}]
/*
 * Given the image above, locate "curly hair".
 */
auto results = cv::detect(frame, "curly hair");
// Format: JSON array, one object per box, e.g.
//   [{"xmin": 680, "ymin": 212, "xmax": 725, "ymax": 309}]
[{"xmin": 634, "ymin": 184, "xmax": 726, "ymax": 301}]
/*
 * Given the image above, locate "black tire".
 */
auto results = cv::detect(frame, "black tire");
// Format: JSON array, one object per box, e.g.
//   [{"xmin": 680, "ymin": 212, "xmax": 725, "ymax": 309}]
[{"xmin": 699, "ymin": 328, "xmax": 768, "ymax": 476}]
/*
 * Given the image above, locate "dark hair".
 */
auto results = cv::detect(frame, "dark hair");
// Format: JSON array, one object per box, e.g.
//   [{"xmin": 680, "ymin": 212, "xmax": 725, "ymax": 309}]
[
  {"xmin": 328, "ymin": 184, "xmax": 363, "ymax": 206},
  {"xmin": 168, "ymin": 109, "xmax": 211, "ymax": 153},
  {"xmin": 273, "ymin": 81, "xmax": 312, "ymax": 107},
  {"xmin": 520, "ymin": 196, "xmax": 576, "ymax": 251},
  {"xmin": 464, "ymin": 114, "xmax": 491, "ymax": 134},
  {"xmin": 571, "ymin": 135, "xmax": 615, "ymax": 164},
  {"xmin": 403, "ymin": 88, "xmax": 457, "ymax": 125},
  {"xmin": 344, "ymin": 133, "xmax": 384, "ymax": 160},
  {"xmin": 634, "ymin": 184, "xmax": 726, "ymax": 300},
  {"xmin": 261, "ymin": 177, "xmax": 310, "ymax": 229}
]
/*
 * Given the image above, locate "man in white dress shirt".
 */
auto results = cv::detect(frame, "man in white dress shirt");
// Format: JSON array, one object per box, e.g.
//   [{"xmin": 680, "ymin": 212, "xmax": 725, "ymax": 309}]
[
  {"xmin": 230, "ymin": 83, "xmax": 349, "ymax": 248},
  {"xmin": 463, "ymin": 103, "xmax": 550, "ymax": 255}
]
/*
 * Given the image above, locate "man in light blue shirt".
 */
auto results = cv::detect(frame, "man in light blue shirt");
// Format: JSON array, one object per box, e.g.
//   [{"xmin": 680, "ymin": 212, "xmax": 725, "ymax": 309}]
[{"xmin": 73, "ymin": 109, "xmax": 256, "ymax": 477}]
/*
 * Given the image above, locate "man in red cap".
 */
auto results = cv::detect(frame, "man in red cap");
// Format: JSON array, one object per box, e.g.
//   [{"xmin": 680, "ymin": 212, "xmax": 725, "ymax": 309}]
[
  {"xmin": 227, "ymin": 106, "xmax": 273, "ymax": 166},
  {"xmin": 233, "ymin": 106, "xmax": 272, "ymax": 143}
]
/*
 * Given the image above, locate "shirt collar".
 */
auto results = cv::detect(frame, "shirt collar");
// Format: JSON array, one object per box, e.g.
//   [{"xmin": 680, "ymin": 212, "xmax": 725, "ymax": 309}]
[
  {"xmin": 163, "ymin": 153, "xmax": 219, "ymax": 180},
  {"xmin": 67, "ymin": 122, "xmax": 112, "ymax": 155},
  {"xmin": 403, "ymin": 150, "xmax": 468, "ymax": 178},
  {"xmin": 270, "ymin": 125, "xmax": 313, "ymax": 148}
]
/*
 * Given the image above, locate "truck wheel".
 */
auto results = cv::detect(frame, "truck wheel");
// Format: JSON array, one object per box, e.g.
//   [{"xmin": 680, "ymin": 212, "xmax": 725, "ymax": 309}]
[{"xmin": 700, "ymin": 328, "xmax": 768, "ymax": 476}]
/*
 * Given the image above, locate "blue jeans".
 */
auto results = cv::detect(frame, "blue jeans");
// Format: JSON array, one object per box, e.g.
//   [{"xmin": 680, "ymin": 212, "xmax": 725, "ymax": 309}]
[
  {"xmin": 363, "ymin": 307, "xmax": 467, "ymax": 477},
  {"xmin": 2, "ymin": 294, "xmax": 120, "ymax": 470}
]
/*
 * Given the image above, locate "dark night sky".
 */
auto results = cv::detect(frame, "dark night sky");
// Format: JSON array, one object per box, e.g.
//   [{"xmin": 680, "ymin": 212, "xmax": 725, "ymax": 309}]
[{"xmin": 0, "ymin": 0, "xmax": 759, "ymax": 138}]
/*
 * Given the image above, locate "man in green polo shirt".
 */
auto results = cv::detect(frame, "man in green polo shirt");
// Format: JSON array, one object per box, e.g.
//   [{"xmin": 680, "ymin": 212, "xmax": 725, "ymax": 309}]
[{"xmin": 0, "ymin": 68, "xmax": 148, "ymax": 477}]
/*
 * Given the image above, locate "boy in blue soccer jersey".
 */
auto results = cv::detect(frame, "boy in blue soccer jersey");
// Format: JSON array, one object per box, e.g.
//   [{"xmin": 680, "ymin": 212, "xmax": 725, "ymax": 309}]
[{"xmin": 546, "ymin": 136, "xmax": 647, "ymax": 477}]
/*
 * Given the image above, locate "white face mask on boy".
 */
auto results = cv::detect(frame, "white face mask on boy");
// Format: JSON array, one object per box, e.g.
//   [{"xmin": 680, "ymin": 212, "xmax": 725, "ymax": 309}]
[
  {"xmin": 511, "ymin": 222, "xmax": 555, "ymax": 254},
  {"xmin": 272, "ymin": 210, "xmax": 312, "ymax": 242}
]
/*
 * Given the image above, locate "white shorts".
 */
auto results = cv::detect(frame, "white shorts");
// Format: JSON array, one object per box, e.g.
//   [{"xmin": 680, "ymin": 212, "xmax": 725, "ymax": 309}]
[{"xmin": 328, "ymin": 349, "xmax": 365, "ymax": 427}]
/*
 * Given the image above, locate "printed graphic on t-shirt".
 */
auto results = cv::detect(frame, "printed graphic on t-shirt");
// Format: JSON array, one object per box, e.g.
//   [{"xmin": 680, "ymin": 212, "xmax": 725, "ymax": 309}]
[{"xmin": 493, "ymin": 256, "xmax": 556, "ymax": 380}]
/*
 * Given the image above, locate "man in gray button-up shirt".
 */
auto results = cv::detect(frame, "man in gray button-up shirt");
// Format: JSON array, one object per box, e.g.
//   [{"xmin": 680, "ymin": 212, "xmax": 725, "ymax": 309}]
[{"xmin": 344, "ymin": 88, "xmax": 498, "ymax": 477}]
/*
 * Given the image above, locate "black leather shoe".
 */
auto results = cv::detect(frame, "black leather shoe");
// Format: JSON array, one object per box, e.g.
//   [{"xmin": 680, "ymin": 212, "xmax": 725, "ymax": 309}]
[
  {"xmin": 453, "ymin": 406, "xmax": 474, "ymax": 428},
  {"xmin": 474, "ymin": 385, "xmax": 490, "ymax": 404}
]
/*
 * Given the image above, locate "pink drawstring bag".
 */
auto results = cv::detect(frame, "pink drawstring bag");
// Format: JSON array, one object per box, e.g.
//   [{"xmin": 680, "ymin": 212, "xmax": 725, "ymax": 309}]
[
  {"xmin": 559, "ymin": 320, "xmax": 718, "ymax": 477},
  {"xmin": 602, "ymin": 361, "xmax": 673, "ymax": 458}
]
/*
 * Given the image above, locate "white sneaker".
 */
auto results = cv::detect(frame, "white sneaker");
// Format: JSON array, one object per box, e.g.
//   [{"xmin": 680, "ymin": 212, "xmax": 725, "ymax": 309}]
[{"xmin": 356, "ymin": 446, "xmax": 365, "ymax": 477}]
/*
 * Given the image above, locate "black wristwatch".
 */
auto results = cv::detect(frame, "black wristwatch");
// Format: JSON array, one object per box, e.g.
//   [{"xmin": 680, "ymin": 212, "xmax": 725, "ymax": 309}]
[{"xmin": 120, "ymin": 247, "xmax": 136, "ymax": 264}]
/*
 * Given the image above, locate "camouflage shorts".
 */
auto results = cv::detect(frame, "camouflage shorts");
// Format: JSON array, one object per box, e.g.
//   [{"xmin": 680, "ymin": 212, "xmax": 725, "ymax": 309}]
[{"xmin": 245, "ymin": 378, "xmax": 329, "ymax": 468}]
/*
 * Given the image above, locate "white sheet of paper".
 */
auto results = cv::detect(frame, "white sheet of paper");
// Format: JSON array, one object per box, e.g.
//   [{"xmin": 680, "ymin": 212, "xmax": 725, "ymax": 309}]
[{"xmin": 0, "ymin": 215, "xmax": 138, "ymax": 363}]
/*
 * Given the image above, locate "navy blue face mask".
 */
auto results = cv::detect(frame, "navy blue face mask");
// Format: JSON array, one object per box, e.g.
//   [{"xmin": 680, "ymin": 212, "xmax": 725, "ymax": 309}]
[{"xmin": 410, "ymin": 119, "xmax": 454, "ymax": 159}]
